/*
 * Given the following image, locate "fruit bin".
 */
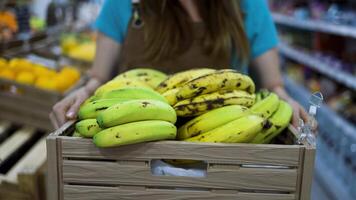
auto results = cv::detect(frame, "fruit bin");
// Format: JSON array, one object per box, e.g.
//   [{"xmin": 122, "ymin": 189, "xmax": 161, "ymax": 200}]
[
  {"xmin": 47, "ymin": 121, "xmax": 315, "ymax": 200},
  {"xmin": 0, "ymin": 120, "xmax": 47, "ymax": 200},
  {"xmin": 0, "ymin": 76, "xmax": 86, "ymax": 131}
]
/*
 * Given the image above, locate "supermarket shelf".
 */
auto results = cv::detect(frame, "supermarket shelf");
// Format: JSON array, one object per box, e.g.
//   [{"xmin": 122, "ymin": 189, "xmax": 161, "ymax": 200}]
[
  {"xmin": 314, "ymin": 155, "xmax": 354, "ymax": 200},
  {"xmin": 283, "ymin": 76, "xmax": 356, "ymax": 141},
  {"xmin": 272, "ymin": 12, "xmax": 356, "ymax": 39},
  {"xmin": 279, "ymin": 42, "xmax": 356, "ymax": 91}
]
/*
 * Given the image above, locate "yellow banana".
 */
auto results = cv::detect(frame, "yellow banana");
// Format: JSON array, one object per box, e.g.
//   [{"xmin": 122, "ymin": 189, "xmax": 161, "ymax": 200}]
[
  {"xmin": 94, "ymin": 78, "xmax": 150, "ymax": 97},
  {"xmin": 92, "ymin": 87, "xmax": 168, "ymax": 103},
  {"xmin": 156, "ymin": 68, "xmax": 216, "ymax": 93},
  {"xmin": 114, "ymin": 68, "xmax": 167, "ymax": 88},
  {"xmin": 78, "ymin": 98, "xmax": 128, "ymax": 119},
  {"xmin": 93, "ymin": 120, "xmax": 177, "ymax": 147},
  {"xmin": 251, "ymin": 100, "xmax": 293, "ymax": 144},
  {"xmin": 161, "ymin": 88, "xmax": 180, "ymax": 105},
  {"xmin": 177, "ymin": 105, "xmax": 249, "ymax": 140},
  {"xmin": 176, "ymin": 69, "xmax": 255, "ymax": 101},
  {"xmin": 75, "ymin": 119, "xmax": 102, "ymax": 138},
  {"xmin": 185, "ymin": 115, "xmax": 264, "ymax": 143},
  {"xmin": 97, "ymin": 99, "xmax": 177, "ymax": 128},
  {"xmin": 174, "ymin": 90, "xmax": 255, "ymax": 117},
  {"xmin": 250, "ymin": 92, "xmax": 279, "ymax": 118}
]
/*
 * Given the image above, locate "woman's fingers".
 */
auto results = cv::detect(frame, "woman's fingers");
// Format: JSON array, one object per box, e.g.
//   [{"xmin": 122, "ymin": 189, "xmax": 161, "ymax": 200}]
[{"xmin": 66, "ymin": 97, "xmax": 85, "ymax": 119}]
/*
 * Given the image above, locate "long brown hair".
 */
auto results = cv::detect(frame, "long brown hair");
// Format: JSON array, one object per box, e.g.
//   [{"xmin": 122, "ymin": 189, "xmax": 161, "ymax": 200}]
[{"xmin": 140, "ymin": 0, "xmax": 249, "ymax": 65}]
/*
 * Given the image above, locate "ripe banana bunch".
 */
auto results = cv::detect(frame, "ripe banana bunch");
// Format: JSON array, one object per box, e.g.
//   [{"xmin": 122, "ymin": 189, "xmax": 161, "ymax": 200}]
[
  {"xmin": 114, "ymin": 68, "xmax": 167, "ymax": 88},
  {"xmin": 251, "ymin": 100, "xmax": 293, "ymax": 144},
  {"xmin": 177, "ymin": 105, "xmax": 249, "ymax": 139},
  {"xmin": 185, "ymin": 115, "xmax": 265, "ymax": 143},
  {"xmin": 94, "ymin": 78, "xmax": 150, "ymax": 97},
  {"xmin": 156, "ymin": 68, "xmax": 216, "ymax": 94},
  {"xmin": 250, "ymin": 92, "xmax": 279, "ymax": 118},
  {"xmin": 174, "ymin": 90, "xmax": 255, "ymax": 117}
]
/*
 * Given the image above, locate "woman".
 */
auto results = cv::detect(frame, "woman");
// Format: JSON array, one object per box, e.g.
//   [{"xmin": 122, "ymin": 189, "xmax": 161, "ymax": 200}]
[{"xmin": 50, "ymin": 0, "xmax": 308, "ymax": 129}]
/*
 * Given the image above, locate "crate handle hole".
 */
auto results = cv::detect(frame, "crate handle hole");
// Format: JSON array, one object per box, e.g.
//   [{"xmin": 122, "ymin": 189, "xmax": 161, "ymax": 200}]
[{"xmin": 150, "ymin": 159, "xmax": 207, "ymax": 178}]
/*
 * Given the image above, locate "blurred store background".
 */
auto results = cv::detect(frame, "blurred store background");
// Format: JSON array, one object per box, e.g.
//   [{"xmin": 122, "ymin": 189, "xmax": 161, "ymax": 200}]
[{"xmin": 0, "ymin": 0, "xmax": 355, "ymax": 200}]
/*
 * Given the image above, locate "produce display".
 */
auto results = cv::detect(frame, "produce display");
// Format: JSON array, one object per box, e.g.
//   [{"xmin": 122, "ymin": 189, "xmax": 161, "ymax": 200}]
[
  {"xmin": 74, "ymin": 68, "xmax": 293, "ymax": 148},
  {"xmin": 60, "ymin": 33, "xmax": 96, "ymax": 62},
  {"xmin": 0, "ymin": 57, "xmax": 80, "ymax": 92}
]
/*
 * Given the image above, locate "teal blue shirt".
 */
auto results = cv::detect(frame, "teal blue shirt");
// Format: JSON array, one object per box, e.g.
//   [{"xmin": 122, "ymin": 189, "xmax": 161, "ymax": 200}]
[{"xmin": 95, "ymin": 0, "xmax": 278, "ymax": 73}]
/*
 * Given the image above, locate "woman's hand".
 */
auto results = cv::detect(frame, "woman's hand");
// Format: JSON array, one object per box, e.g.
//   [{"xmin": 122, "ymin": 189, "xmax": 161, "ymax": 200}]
[{"xmin": 50, "ymin": 87, "xmax": 90, "ymax": 129}]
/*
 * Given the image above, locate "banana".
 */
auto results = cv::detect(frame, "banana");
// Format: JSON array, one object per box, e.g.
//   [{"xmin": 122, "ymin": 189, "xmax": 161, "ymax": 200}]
[
  {"xmin": 161, "ymin": 88, "xmax": 180, "ymax": 105},
  {"xmin": 255, "ymin": 89, "xmax": 270, "ymax": 103},
  {"xmin": 174, "ymin": 90, "xmax": 255, "ymax": 117},
  {"xmin": 177, "ymin": 105, "xmax": 249, "ymax": 140},
  {"xmin": 97, "ymin": 99, "xmax": 177, "ymax": 128},
  {"xmin": 93, "ymin": 120, "xmax": 177, "ymax": 147},
  {"xmin": 175, "ymin": 69, "xmax": 255, "ymax": 101},
  {"xmin": 156, "ymin": 68, "xmax": 216, "ymax": 93},
  {"xmin": 94, "ymin": 78, "xmax": 150, "ymax": 97},
  {"xmin": 251, "ymin": 100, "xmax": 293, "ymax": 144},
  {"xmin": 92, "ymin": 87, "xmax": 168, "ymax": 103},
  {"xmin": 75, "ymin": 119, "xmax": 102, "ymax": 138},
  {"xmin": 78, "ymin": 98, "xmax": 128, "ymax": 119},
  {"xmin": 72, "ymin": 131, "xmax": 82, "ymax": 137},
  {"xmin": 185, "ymin": 115, "xmax": 264, "ymax": 143},
  {"xmin": 115, "ymin": 68, "xmax": 167, "ymax": 88},
  {"xmin": 250, "ymin": 92, "xmax": 279, "ymax": 118}
]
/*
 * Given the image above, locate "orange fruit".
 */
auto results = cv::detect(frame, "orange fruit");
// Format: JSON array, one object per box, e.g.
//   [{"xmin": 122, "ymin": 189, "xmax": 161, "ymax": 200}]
[
  {"xmin": 54, "ymin": 74, "xmax": 72, "ymax": 92},
  {"xmin": 35, "ymin": 77, "xmax": 58, "ymax": 91},
  {"xmin": 16, "ymin": 71, "xmax": 35, "ymax": 85},
  {"xmin": 0, "ymin": 69, "xmax": 15, "ymax": 80},
  {"xmin": 0, "ymin": 58, "xmax": 7, "ymax": 68}
]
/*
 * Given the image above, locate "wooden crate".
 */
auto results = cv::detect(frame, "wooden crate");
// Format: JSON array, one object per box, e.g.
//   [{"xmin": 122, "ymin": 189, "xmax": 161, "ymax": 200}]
[
  {"xmin": 0, "ymin": 76, "xmax": 85, "ymax": 131},
  {"xmin": 0, "ymin": 121, "xmax": 47, "ymax": 200},
  {"xmin": 47, "ymin": 121, "xmax": 316, "ymax": 200}
]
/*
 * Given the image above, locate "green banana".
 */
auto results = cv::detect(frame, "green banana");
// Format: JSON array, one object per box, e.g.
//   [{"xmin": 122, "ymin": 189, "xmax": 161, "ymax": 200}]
[
  {"xmin": 185, "ymin": 115, "xmax": 264, "ymax": 143},
  {"xmin": 72, "ymin": 131, "xmax": 82, "ymax": 137},
  {"xmin": 174, "ymin": 90, "xmax": 255, "ymax": 117},
  {"xmin": 255, "ymin": 89, "xmax": 270, "ymax": 103},
  {"xmin": 75, "ymin": 119, "xmax": 102, "ymax": 138},
  {"xmin": 176, "ymin": 69, "xmax": 255, "ymax": 101},
  {"xmin": 92, "ymin": 87, "xmax": 168, "ymax": 103},
  {"xmin": 177, "ymin": 105, "xmax": 249, "ymax": 140},
  {"xmin": 250, "ymin": 92, "xmax": 279, "ymax": 118},
  {"xmin": 94, "ymin": 78, "xmax": 150, "ymax": 97},
  {"xmin": 156, "ymin": 68, "xmax": 216, "ymax": 93},
  {"xmin": 114, "ymin": 68, "xmax": 167, "ymax": 88},
  {"xmin": 251, "ymin": 100, "xmax": 293, "ymax": 144},
  {"xmin": 97, "ymin": 99, "xmax": 177, "ymax": 128},
  {"xmin": 78, "ymin": 98, "xmax": 128, "ymax": 120},
  {"xmin": 93, "ymin": 120, "xmax": 177, "ymax": 147}
]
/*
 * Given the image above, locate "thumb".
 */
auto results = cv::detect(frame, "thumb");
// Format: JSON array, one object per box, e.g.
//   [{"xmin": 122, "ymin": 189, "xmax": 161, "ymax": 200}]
[{"xmin": 66, "ymin": 98, "xmax": 82, "ymax": 119}]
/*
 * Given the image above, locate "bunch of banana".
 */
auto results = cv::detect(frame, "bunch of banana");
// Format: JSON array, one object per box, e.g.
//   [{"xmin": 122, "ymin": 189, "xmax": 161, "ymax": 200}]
[
  {"xmin": 114, "ymin": 68, "xmax": 167, "ymax": 88},
  {"xmin": 75, "ymin": 86, "xmax": 176, "ymax": 143},
  {"xmin": 93, "ymin": 99, "xmax": 177, "ymax": 147},
  {"xmin": 251, "ymin": 100, "xmax": 293, "ymax": 144},
  {"xmin": 159, "ymin": 69, "xmax": 256, "ymax": 117}
]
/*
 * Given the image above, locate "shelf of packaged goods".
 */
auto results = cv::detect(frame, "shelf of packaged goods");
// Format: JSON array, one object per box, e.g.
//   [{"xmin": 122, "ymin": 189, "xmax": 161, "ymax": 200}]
[
  {"xmin": 279, "ymin": 42, "xmax": 356, "ymax": 91},
  {"xmin": 283, "ymin": 76, "xmax": 356, "ymax": 141},
  {"xmin": 272, "ymin": 12, "xmax": 356, "ymax": 39}
]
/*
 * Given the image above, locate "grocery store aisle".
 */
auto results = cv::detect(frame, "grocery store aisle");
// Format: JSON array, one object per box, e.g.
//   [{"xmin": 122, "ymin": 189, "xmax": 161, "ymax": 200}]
[{"xmin": 312, "ymin": 176, "xmax": 334, "ymax": 200}]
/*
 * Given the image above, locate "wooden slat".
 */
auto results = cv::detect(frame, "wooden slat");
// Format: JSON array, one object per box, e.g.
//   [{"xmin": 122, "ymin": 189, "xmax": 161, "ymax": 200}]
[
  {"xmin": 0, "ymin": 121, "xmax": 11, "ymax": 135},
  {"xmin": 46, "ymin": 136, "xmax": 60, "ymax": 200},
  {"xmin": 300, "ymin": 146, "xmax": 316, "ymax": 200},
  {"xmin": 61, "ymin": 139, "xmax": 301, "ymax": 166},
  {"xmin": 0, "ymin": 95, "xmax": 52, "ymax": 117},
  {"xmin": 62, "ymin": 160, "xmax": 298, "ymax": 192},
  {"xmin": 63, "ymin": 185, "xmax": 296, "ymax": 200},
  {"xmin": 6, "ymin": 137, "xmax": 46, "ymax": 183},
  {"xmin": 0, "ymin": 127, "xmax": 36, "ymax": 166}
]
